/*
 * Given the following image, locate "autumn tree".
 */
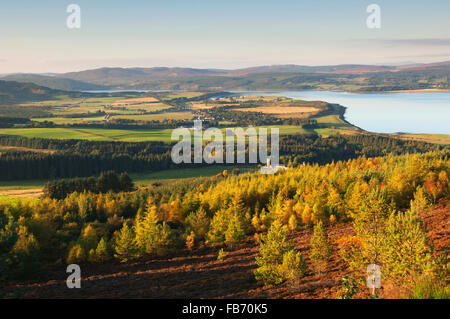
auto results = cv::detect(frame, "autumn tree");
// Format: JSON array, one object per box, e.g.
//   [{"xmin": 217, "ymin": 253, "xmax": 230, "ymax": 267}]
[
  {"xmin": 224, "ymin": 213, "xmax": 246, "ymax": 248},
  {"xmin": 281, "ymin": 250, "xmax": 307, "ymax": 287},
  {"xmin": 310, "ymin": 221, "xmax": 333, "ymax": 274},
  {"xmin": 185, "ymin": 207, "xmax": 210, "ymax": 240},
  {"xmin": 135, "ymin": 205, "xmax": 175, "ymax": 257},
  {"xmin": 67, "ymin": 244, "xmax": 86, "ymax": 264},
  {"xmin": 10, "ymin": 225, "xmax": 40, "ymax": 278},
  {"xmin": 380, "ymin": 209, "xmax": 434, "ymax": 284},
  {"xmin": 114, "ymin": 222, "xmax": 137, "ymax": 263},
  {"xmin": 255, "ymin": 222, "xmax": 306, "ymax": 285},
  {"xmin": 352, "ymin": 188, "xmax": 391, "ymax": 268},
  {"xmin": 94, "ymin": 237, "xmax": 111, "ymax": 262}
]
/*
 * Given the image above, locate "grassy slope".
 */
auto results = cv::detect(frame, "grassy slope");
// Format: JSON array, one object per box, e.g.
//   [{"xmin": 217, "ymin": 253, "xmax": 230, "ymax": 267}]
[
  {"xmin": 3, "ymin": 200, "xmax": 448, "ymax": 299},
  {"xmin": 0, "ymin": 127, "xmax": 176, "ymax": 142},
  {"xmin": 0, "ymin": 124, "xmax": 349, "ymax": 142}
]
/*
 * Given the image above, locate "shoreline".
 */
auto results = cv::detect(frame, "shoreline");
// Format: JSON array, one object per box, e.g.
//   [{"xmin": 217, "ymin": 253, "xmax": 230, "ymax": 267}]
[{"xmin": 238, "ymin": 88, "xmax": 450, "ymax": 94}]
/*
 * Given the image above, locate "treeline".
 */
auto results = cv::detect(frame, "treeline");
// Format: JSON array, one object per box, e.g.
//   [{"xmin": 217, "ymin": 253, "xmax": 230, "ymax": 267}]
[
  {"xmin": 279, "ymin": 134, "xmax": 446, "ymax": 165},
  {"xmin": 0, "ymin": 134, "xmax": 446, "ymax": 181},
  {"xmin": 0, "ymin": 151, "xmax": 173, "ymax": 181},
  {"xmin": 0, "ymin": 117, "xmax": 32, "ymax": 128},
  {"xmin": 43, "ymin": 171, "xmax": 135, "ymax": 199},
  {"xmin": 0, "ymin": 136, "xmax": 171, "ymax": 153},
  {"xmin": 0, "ymin": 151, "xmax": 448, "ymax": 280},
  {"xmin": 0, "ymin": 137, "xmax": 175, "ymax": 180}
]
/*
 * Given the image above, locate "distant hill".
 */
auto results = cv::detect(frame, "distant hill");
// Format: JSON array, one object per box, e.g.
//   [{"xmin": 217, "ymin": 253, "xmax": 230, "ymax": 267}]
[
  {"xmin": 396, "ymin": 60, "xmax": 450, "ymax": 71},
  {"xmin": 0, "ymin": 80, "xmax": 69, "ymax": 104},
  {"xmin": 1, "ymin": 74, "xmax": 106, "ymax": 91},
  {"xmin": 58, "ymin": 67, "xmax": 228, "ymax": 86},
  {"xmin": 56, "ymin": 65, "xmax": 399, "ymax": 85},
  {"xmin": 3, "ymin": 61, "xmax": 449, "ymax": 92},
  {"xmin": 228, "ymin": 64, "xmax": 396, "ymax": 75}
]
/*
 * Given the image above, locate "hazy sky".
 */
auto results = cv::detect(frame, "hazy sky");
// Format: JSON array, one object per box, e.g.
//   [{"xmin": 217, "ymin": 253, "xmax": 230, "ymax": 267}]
[{"xmin": 1, "ymin": 0, "xmax": 450, "ymax": 73}]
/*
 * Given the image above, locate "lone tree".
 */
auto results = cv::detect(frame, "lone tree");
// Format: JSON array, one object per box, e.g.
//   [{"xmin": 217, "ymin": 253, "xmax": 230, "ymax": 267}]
[
  {"xmin": 353, "ymin": 188, "xmax": 391, "ymax": 267},
  {"xmin": 310, "ymin": 221, "xmax": 333, "ymax": 275}
]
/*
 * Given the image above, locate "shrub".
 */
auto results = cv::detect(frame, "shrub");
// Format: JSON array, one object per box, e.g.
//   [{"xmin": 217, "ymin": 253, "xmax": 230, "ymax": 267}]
[
  {"xmin": 224, "ymin": 213, "xmax": 246, "ymax": 248},
  {"xmin": 185, "ymin": 208, "xmax": 210, "ymax": 240},
  {"xmin": 206, "ymin": 209, "xmax": 228, "ymax": 246},
  {"xmin": 217, "ymin": 248, "xmax": 228, "ymax": 261},
  {"xmin": 185, "ymin": 231, "xmax": 195, "ymax": 250},
  {"xmin": 410, "ymin": 186, "xmax": 429, "ymax": 213},
  {"xmin": 337, "ymin": 235, "xmax": 364, "ymax": 271},
  {"xmin": 281, "ymin": 250, "xmax": 307, "ymax": 286},
  {"xmin": 336, "ymin": 276, "xmax": 359, "ymax": 299},
  {"xmin": 409, "ymin": 276, "xmax": 450, "ymax": 299},
  {"xmin": 254, "ymin": 222, "xmax": 306, "ymax": 285},
  {"xmin": 152, "ymin": 222, "xmax": 175, "ymax": 256},
  {"xmin": 94, "ymin": 237, "xmax": 110, "ymax": 263},
  {"xmin": 66, "ymin": 243, "xmax": 86, "ymax": 264}
]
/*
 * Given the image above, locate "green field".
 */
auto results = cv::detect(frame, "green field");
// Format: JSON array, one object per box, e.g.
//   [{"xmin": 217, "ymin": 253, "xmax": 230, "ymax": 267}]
[
  {"xmin": 0, "ymin": 178, "xmax": 51, "ymax": 190},
  {"xmin": 33, "ymin": 116, "xmax": 106, "ymax": 124},
  {"xmin": 131, "ymin": 165, "xmax": 254, "ymax": 185},
  {"xmin": 17, "ymin": 94, "xmax": 177, "ymax": 122},
  {"xmin": 0, "ymin": 114, "xmax": 361, "ymax": 143},
  {"xmin": 0, "ymin": 166, "xmax": 256, "ymax": 200},
  {"xmin": 0, "ymin": 124, "xmax": 346, "ymax": 142},
  {"xmin": 160, "ymin": 92, "xmax": 206, "ymax": 100},
  {"xmin": 113, "ymin": 111, "xmax": 193, "ymax": 121},
  {"xmin": 0, "ymin": 127, "xmax": 177, "ymax": 142}
]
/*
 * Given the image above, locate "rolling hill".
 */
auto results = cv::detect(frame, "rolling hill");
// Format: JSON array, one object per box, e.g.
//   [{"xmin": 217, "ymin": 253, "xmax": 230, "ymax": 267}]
[
  {"xmin": 1, "ymin": 74, "xmax": 107, "ymax": 91},
  {"xmin": 3, "ymin": 61, "xmax": 449, "ymax": 92},
  {"xmin": 57, "ymin": 67, "xmax": 228, "ymax": 86},
  {"xmin": 54, "ymin": 61, "xmax": 450, "ymax": 91},
  {"xmin": 0, "ymin": 80, "xmax": 70, "ymax": 104}
]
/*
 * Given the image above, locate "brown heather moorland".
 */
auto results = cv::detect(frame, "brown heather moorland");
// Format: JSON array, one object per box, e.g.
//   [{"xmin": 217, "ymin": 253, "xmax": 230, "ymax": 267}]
[{"xmin": 3, "ymin": 200, "xmax": 448, "ymax": 299}]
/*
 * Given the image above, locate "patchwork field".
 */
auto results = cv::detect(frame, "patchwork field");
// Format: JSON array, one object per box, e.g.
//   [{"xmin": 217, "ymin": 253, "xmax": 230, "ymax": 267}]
[
  {"xmin": 0, "ymin": 122, "xmax": 355, "ymax": 142},
  {"xmin": 111, "ymin": 97, "xmax": 160, "ymax": 106},
  {"xmin": 160, "ymin": 91, "xmax": 207, "ymax": 100},
  {"xmin": 112, "ymin": 111, "xmax": 193, "ymax": 121},
  {"xmin": 11, "ymin": 94, "xmax": 175, "ymax": 123}
]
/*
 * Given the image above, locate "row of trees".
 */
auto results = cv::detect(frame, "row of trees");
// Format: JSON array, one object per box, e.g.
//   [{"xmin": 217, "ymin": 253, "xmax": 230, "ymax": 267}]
[
  {"xmin": 0, "ymin": 152, "xmax": 173, "ymax": 180},
  {"xmin": 43, "ymin": 171, "xmax": 135, "ymax": 199},
  {"xmin": 0, "ymin": 133, "xmax": 444, "ymax": 181}
]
